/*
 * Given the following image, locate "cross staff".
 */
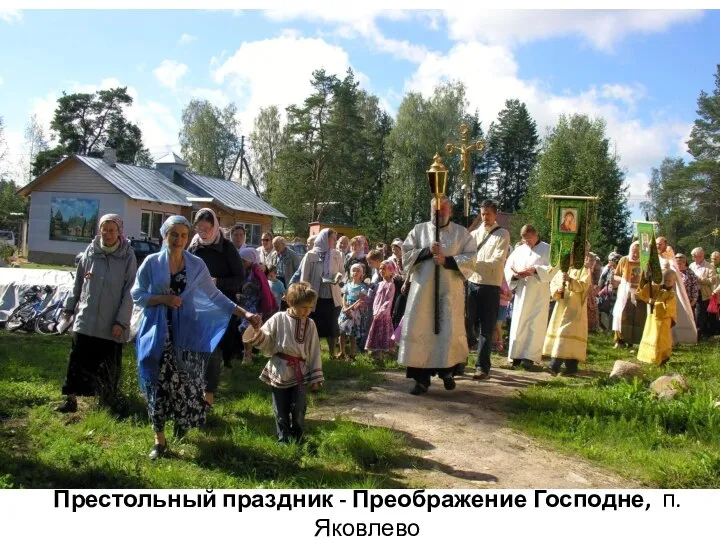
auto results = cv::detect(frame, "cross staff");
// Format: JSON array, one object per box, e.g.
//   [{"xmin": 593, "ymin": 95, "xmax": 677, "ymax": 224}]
[{"xmin": 446, "ymin": 122, "xmax": 486, "ymax": 227}]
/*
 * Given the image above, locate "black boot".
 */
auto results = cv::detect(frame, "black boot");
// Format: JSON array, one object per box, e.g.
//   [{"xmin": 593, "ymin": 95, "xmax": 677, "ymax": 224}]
[
  {"xmin": 409, "ymin": 383, "xmax": 428, "ymax": 395},
  {"xmin": 55, "ymin": 396, "xmax": 77, "ymax": 413}
]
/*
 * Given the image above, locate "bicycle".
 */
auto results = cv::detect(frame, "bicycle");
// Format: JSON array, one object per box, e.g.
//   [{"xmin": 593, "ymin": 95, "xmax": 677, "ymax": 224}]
[
  {"xmin": 6, "ymin": 284, "xmax": 55, "ymax": 333},
  {"xmin": 34, "ymin": 289, "xmax": 74, "ymax": 335}
]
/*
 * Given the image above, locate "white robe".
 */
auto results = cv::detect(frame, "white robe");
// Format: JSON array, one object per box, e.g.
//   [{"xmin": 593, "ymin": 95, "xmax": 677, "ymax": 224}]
[
  {"xmin": 397, "ymin": 221, "xmax": 476, "ymax": 369},
  {"xmin": 659, "ymin": 248, "xmax": 697, "ymax": 344},
  {"xmin": 504, "ymin": 241, "xmax": 555, "ymax": 363}
]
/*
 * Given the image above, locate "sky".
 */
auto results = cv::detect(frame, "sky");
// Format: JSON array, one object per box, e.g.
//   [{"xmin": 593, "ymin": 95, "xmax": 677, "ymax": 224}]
[{"xmin": 0, "ymin": 8, "xmax": 718, "ymax": 220}]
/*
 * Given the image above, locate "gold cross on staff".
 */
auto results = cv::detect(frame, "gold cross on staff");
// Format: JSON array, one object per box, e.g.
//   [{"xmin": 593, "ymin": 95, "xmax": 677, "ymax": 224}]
[{"xmin": 445, "ymin": 122, "xmax": 486, "ymax": 223}]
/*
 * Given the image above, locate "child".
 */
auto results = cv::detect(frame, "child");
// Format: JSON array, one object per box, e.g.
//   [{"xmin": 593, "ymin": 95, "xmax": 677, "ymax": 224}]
[
  {"xmin": 365, "ymin": 260, "xmax": 397, "ymax": 362},
  {"xmin": 238, "ymin": 248, "xmax": 278, "ymax": 365},
  {"xmin": 493, "ymin": 278, "xmax": 512, "ymax": 352},
  {"xmin": 243, "ymin": 282, "xmax": 324, "ymax": 444},
  {"xmin": 636, "ymin": 269, "xmax": 677, "ymax": 366},
  {"xmin": 337, "ymin": 263, "xmax": 368, "ymax": 360},
  {"xmin": 357, "ymin": 249, "xmax": 385, "ymax": 352},
  {"xmin": 542, "ymin": 254, "xmax": 592, "ymax": 376},
  {"xmin": 266, "ymin": 265, "xmax": 286, "ymax": 312},
  {"xmin": 344, "ymin": 237, "xmax": 369, "ymax": 283}
]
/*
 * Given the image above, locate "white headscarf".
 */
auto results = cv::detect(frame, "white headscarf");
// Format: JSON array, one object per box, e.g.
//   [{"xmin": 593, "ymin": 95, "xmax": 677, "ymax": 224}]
[{"xmin": 313, "ymin": 228, "xmax": 333, "ymax": 279}]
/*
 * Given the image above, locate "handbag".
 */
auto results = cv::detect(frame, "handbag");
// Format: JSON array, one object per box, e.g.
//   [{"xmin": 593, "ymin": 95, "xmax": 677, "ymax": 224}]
[
  {"xmin": 128, "ymin": 304, "xmax": 143, "ymax": 342},
  {"xmin": 708, "ymin": 294, "xmax": 719, "ymax": 315}
]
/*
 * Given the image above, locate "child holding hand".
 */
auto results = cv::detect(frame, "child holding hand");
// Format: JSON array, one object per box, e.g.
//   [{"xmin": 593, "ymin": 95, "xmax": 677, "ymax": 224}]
[{"xmin": 243, "ymin": 282, "xmax": 323, "ymax": 444}]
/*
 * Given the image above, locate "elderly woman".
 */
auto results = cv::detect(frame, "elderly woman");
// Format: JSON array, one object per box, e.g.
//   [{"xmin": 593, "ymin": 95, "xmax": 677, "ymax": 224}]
[
  {"xmin": 611, "ymin": 241, "xmax": 646, "ymax": 348},
  {"xmin": 56, "ymin": 214, "xmax": 137, "ymax": 413},
  {"xmin": 337, "ymin": 235, "xmax": 350, "ymax": 258},
  {"xmin": 272, "ymin": 236, "xmax": 301, "ymax": 287},
  {"xmin": 299, "ymin": 228, "xmax": 344, "ymax": 357},
  {"xmin": 132, "ymin": 216, "xmax": 259, "ymax": 459},
  {"xmin": 187, "ymin": 208, "xmax": 245, "ymax": 390},
  {"xmin": 237, "ymin": 247, "xmax": 278, "ymax": 365}
]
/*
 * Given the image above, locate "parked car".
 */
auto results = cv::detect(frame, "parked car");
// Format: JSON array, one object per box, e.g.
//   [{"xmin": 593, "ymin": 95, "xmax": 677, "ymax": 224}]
[
  {"xmin": 130, "ymin": 239, "xmax": 161, "ymax": 265},
  {"xmin": 75, "ymin": 238, "xmax": 161, "ymax": 267},
  {"xmin": 286, "ymin": 242, "xmax": 308, "ymax": 257},
  {"xmin": 0, "ymin": 230, "xmax": 16, "ymax": 249}
]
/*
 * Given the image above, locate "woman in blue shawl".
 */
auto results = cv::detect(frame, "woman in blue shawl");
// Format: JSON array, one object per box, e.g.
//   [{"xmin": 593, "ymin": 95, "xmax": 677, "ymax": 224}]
[{"xmin": 131, "ymin": 216, "xmax": 260, "ymax": 460}]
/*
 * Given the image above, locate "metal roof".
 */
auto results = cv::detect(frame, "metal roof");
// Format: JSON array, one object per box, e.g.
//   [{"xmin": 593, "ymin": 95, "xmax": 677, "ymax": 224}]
[
  {"xmin": 76, "ymin": 156, "xmax": 194, "ymax": 207},
  {"xmin": 180, "ymin": 171, "xmax": 287, "ymax": 218},
  {"xmin": 155, "ymin": 152, "xmax": 188, "ymax": 165}
]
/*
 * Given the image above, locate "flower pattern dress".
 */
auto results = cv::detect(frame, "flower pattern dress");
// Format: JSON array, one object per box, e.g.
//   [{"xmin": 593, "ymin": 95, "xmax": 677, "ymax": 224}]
[{"xmin": 145, "ymin": 269, "xmax": 210, "ymax": 434}]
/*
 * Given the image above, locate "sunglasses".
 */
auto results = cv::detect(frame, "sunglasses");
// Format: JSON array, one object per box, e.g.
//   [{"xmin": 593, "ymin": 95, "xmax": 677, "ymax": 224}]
[{"xmin": 262, "ymin": 238, "xmax": 272, "ymax": 242}]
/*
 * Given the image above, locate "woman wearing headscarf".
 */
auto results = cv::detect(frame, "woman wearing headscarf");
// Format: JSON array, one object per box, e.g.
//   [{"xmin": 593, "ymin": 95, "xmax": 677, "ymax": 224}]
[
  {"xmin": 299, "ymin": 228, "xmax": 344, "ymax": 357},
  {"xmin": 237, "ymin": 247, "xmax": 278, "ymax": 365},
  {"xmin": 187, "ymin": 209, "xmax": 245, "ymax": 404},
  {"xmin": 611, "ymin": 241, "xmax": 647, "ymax": 348},
  {"xmin": 56, "ymin": 214, "xmax": 137, "ymax": 413},
  {"xmin": 132, "ymin": 216, "xmax": 259, "ymax": 459}
]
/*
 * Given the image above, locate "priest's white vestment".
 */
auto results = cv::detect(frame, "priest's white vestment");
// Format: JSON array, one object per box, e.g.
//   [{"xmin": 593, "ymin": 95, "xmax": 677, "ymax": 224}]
[
  {"xmin": 504, "ymin": 241, "xmax": 556, "ymax": 363},
  {"xmin": 397, "ymin": 221, "xmax": 476, "ymax": 370}
]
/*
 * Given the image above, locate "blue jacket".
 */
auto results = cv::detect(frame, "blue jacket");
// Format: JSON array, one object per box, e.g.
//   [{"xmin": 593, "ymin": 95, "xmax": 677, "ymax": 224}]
[{"xmin": 131, "ymin": 248, "xmax": 236, "ymax": 390}]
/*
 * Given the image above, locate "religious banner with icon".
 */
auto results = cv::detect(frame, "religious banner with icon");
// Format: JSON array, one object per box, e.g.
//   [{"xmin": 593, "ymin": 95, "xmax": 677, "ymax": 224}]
[
  {"xmin": 548, "ymin": 197, "xmax": 589, "ymax": 273},
  {"xmin": 635, "ymin": 221, "xmax": 662, "ymax": 283}
]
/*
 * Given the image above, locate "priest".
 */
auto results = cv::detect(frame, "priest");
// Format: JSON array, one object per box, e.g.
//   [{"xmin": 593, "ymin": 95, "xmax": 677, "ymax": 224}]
[
  {"xmin": 397, "ymin": 197, "xmax": 477, "ymax": 395},
  {"xmin": 504, "ymin": 224, "xmax": 556, "ymax": 369}
]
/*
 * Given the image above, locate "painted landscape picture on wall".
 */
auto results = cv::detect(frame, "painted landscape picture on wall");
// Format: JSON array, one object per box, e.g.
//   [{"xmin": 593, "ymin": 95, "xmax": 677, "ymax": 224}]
[{"xmin": 49, "ymin": 197, "xmax": 99, "ymax": 242}]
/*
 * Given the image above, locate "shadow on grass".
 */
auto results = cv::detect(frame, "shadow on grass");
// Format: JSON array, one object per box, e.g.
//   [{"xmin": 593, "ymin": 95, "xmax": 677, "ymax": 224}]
[{"xmin": 0, "ymin": 428, "xmax": 147, "ymax": 488}]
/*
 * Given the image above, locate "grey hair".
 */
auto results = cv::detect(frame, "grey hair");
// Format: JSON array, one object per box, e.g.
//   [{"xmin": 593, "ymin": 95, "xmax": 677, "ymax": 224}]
[{"xmin": 691, "ymin": 247, "xmax": 705, "ymax": 257}]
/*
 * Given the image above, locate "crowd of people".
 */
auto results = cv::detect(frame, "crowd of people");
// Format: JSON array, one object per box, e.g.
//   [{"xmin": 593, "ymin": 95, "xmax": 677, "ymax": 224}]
[{"xmin": 52, "ymin": 202, "xmax": 720, "ymax": 457}]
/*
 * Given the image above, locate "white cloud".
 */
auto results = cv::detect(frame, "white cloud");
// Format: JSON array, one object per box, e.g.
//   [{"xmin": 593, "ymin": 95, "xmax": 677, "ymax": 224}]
[
  {"xmin": 179, "ymin": 33, "xmax": 197, "ymax": 45},
  {"xmin": 442, "ymin": 9, "xmax": 703, "ymax": 52},
  {"xmin": 29, "ymin": 79, "xmax": 180, "ymax": 160},
  {"xmin": 212, "ymin": 35, "xmax": 356, "ymax": 129},
  {"xmin": 0, "ymin": 10, "xmax": 22, "ymax": 24},
  {"xmin": 0, "ymin": 75, "xmax": 3, "ymax": 86},
  {"xmin": 264, "ymin": 9, "xmax": 428, "ymax": 63},
  {"xmin": 405, "ymin": 41, "xmax": 691, "ymax": 205},
  {"xmin": 189, "ymin": 88, "xmax": 230, "ymax": 108},
  {"xmin": 153, "ymin": 60, "xmax": 189, "ymax": 90}
]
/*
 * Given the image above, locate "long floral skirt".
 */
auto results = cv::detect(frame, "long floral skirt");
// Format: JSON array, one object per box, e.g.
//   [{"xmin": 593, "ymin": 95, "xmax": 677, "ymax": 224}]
[
  {"xmin": 145, "ymin": 328, "xmax": 210, "ymax": 433},
  {"xmin": 365, "ymin": 313, "xmax": 393, "ymax": 351}
]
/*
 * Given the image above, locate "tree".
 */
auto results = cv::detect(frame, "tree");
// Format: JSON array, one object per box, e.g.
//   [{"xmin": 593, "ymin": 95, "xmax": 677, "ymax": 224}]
[
  {"xmin": 641, "ymin": 158, "xmax": 704, "ymax": 253},
  {"xmin": 647, "ymin": 65, "xmax": 720, "ymax": 255},
  {"xmin": 377, "ymin": 81, "xmax": 467, "ymax": 240},
  {"xmin": 31, "ymin": 87, "xmax": 152, "ymax": 176},
  {"xmin": 179, "ymin": 99, "xmax": 241, "ymax": 179},
  {"xmin": 0, "ymin": 179, "xmax": 28, "ymax": 240},
  {"xmin": 687, "ymin": 64, "xmax": 720, "ymax": 161},
  {"xmin": 466, "ymin": 111, "xmax": 493, "ymax": 217},
  {"xmin": 521, "ymin": 114, "xmax": 631, "ymax": 257},
  {"xmin": 19, "ymin": 114, "xmax": 49, "ymax": 184},
  {"xmin": 249, "ymin": 105, "xmax": 285, "ymax": 197},
  {"xmin": 272, "ymin": 69, "xmax": 339, "ymax": 235},
  {"xmin": 488, "ymin": 99, "xmax": 539, "ymax": 212},
  {"xmin": 0, "ymin": 116, "xmax": 7, "ymax": 181}
]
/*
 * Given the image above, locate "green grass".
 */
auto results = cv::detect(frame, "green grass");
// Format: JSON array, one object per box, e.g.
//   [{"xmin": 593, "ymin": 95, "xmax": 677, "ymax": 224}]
[
  {"xmin": 508, "ymin": 332, "xmax": 720, "ymax": 488},
  {"xmin": 0, "ymin": 333, "xmax": 410, "ymax": 489}
]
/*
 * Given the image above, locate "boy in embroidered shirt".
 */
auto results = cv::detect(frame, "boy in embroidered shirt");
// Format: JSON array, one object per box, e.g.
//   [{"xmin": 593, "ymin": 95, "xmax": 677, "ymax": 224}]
[{"xmin": 243, "ymin": 282, "xmax": 323, "ymax": 443}]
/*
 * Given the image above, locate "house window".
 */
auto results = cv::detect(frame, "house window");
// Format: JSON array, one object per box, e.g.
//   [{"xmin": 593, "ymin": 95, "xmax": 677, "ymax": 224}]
[
  {"xmin": 234, "ymin": 222, "xmax": 262, "ymax": 246},
  {"xmin": 140, "ymin": 212, "xmax": 151, "ymax": 238},
  {"xmin": 151, "ymin": 213, "xmax": 164, "ymax": 240}
]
